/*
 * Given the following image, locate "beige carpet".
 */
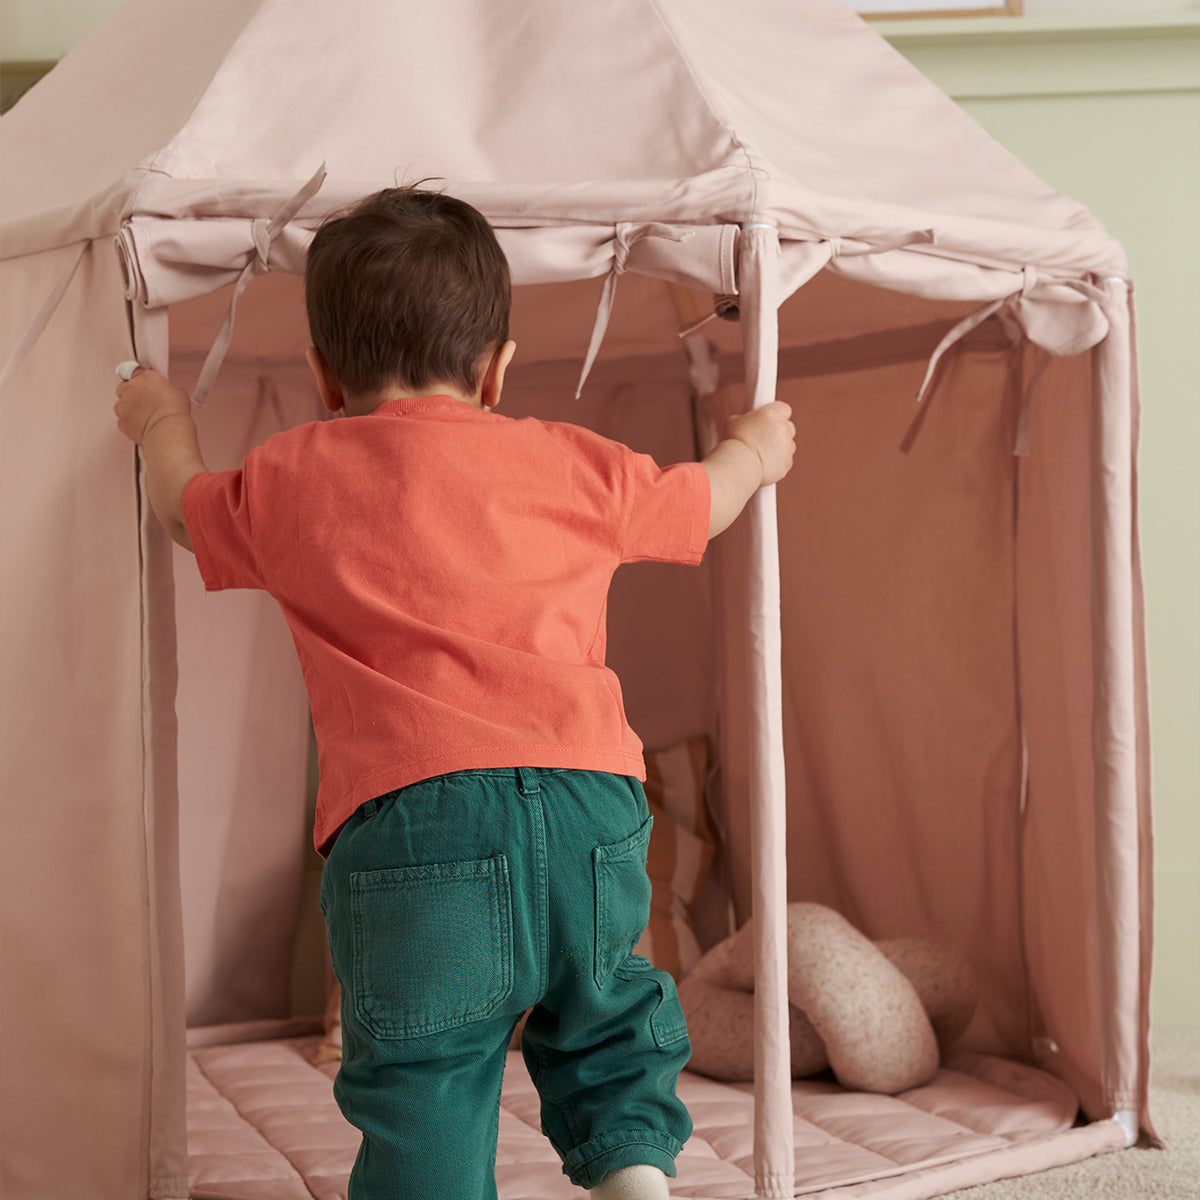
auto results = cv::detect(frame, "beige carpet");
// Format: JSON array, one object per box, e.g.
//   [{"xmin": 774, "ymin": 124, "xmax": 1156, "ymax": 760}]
[{"xmin": 940, "ymin": 1028, "xmax": 1199, "ymax": 1199}]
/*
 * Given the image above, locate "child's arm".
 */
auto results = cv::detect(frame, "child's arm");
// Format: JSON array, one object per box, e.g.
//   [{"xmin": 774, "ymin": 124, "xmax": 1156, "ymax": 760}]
[
  {"xmin": 113, "ymin": 369, "xmax": 207, "ymax": 552},
  {"xmin": 702, "ymin": 401, "xmax": 796, "ymax": 539}
]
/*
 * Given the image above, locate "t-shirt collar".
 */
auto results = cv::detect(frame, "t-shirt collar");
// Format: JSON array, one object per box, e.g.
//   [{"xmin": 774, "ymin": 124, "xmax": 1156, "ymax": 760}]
[{"xmin": 374, "ymin": 394, "xmax": 489, "ymax": 419}]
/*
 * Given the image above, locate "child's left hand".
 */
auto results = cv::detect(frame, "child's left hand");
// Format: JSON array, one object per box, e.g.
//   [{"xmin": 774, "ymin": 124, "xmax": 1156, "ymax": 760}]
[{"xmin": 114, "ymin": 368, "xmax": 193, "ymax": 445}]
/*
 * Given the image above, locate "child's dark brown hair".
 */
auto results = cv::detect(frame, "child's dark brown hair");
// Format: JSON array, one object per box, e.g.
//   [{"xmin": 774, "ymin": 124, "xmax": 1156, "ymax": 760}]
[{"xmin": 305, "ymin": 185, "xmax": 511, "ymax": 396}]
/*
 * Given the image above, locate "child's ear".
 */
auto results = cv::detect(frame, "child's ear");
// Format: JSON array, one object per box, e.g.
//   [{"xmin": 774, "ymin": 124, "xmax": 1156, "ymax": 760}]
[
  {"xmin": 306, "ymin": 347, "xmax": 345, "ymax": 414},
  {"xmin": 479, "ymin": 340, "xmax": 517, "ymax": 410}
]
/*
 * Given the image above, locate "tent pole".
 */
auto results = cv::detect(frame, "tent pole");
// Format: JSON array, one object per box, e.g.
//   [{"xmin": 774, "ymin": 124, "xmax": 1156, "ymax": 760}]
[
  {"xmin": 130, "ymin": 303, "xmax": 190, "ymax": 1199},
  {"xmin": 1089, "ymin": 280, "xmax": 1145, "ymax": 1146},
  {"xmin": 739, "ymin": 224, "xmax": 794, "ymax": 1199}
]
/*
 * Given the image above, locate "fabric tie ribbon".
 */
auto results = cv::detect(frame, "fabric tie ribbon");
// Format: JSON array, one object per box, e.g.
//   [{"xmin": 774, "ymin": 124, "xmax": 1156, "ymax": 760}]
[
  {"xmin": 575, "ymin": 223, "xmax": 691, "ymax": 398},
  {"xmin": 0, "ymin": 241, "xmax": 89, "ymax": 396},
  {"xmin": 902, "ymin": 270, "xmax": 1116, "ymax": 454},
  {"xmin": 190, "ymin": 163, "xmax": 327, "ymax": 404}
]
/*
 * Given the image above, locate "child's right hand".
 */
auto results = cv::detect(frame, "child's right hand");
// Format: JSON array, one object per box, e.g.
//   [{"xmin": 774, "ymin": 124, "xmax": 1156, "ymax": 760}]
[
  {"xmin": 724, "ymin": 401, "xmax": 796, "ymax": 487},
  {"xmin": 114, "ymin": 368, "xmax": 193, "ymax": 445}
]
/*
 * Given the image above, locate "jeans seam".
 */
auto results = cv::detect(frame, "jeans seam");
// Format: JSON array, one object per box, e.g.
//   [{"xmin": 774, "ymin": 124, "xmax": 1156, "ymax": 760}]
[
  {"xmin": 529, "ymin": 789, "xmax": 548, "ymax": 997},
  {"xmin": 531, "ymin": 1039, "xmax": 589, "ymax": 1155}
]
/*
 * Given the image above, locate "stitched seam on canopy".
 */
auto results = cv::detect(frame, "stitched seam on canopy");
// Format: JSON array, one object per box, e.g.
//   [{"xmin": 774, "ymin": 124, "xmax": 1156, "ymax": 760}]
[
  {"xmin": 644, "ymin": 0, "xmax": 765, "ymax": 219},
  {"xmin": 188, "ymin": 1051, "xmax": 317, "ymax": 1198}
]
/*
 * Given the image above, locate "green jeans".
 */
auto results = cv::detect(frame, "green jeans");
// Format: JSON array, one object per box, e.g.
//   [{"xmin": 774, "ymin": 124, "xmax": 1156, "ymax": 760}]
[{"xmin": 319, "ymin": 767, "xmax": 693, "ymax": 1198}]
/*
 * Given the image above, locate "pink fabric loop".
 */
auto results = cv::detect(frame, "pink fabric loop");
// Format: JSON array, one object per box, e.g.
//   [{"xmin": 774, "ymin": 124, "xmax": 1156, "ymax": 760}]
[
  {"xmin": 575, "ymin": 223, "xmax": 690, "ymax": 397},
  {"xmin": 191, "ymin": 164, "xmax": 327, "ymax": 405}
]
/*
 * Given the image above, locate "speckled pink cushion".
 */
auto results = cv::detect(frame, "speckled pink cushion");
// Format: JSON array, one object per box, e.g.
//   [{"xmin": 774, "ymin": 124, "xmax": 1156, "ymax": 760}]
[{"xmin": 679, "ymin": 902, "xmax": 976, "ymax": 1094}]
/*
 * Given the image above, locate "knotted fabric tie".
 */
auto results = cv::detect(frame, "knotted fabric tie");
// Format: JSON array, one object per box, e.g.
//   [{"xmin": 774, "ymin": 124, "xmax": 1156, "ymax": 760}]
[
  {"xmin": 901, "ymin": 270, "xmax": 1114, "ymax": 454},
  {"xmin": 191, "ymin": 163, "xmax": 327, "ymax": 404},
  {"xmin": 576, "ymin": 223, "xmax": 689, "ymax": 398}
]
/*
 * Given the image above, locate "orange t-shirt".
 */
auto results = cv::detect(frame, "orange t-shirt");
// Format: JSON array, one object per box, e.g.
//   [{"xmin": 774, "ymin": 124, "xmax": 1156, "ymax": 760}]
[{"xmin": 183, "ymin": 395, "xmax": 709, "ymax": 855}]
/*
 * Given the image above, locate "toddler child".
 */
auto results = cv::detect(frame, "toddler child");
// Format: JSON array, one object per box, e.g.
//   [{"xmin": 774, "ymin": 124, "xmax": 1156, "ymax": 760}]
[{"xmin": 114, "ymin": 186, "xmax": 795, "ymax": 1199}]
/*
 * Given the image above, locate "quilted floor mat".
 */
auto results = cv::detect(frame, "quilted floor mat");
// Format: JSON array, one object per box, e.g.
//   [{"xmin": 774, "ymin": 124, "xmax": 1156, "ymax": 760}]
[{"xmin": 186, "ymin": 1036, "xmax": 1124, "ymax": 1199}]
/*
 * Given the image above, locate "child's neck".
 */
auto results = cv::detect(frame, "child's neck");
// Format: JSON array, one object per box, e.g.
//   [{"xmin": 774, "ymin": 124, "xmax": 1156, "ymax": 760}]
[{"xmin": 349, "ymin": 383, "xmax": 484, "ymax": 416}]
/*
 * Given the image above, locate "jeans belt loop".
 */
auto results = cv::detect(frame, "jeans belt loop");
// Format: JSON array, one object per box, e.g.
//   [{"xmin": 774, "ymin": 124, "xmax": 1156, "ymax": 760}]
[{"xmin": 516, "ymin": 766, "xmax": 541, "ymax": 796}]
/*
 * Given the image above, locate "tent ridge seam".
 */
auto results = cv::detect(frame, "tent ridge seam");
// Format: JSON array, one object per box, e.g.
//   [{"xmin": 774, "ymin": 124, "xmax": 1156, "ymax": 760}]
[{"xmin": 643, "ymin": 0, "xmax": 767, "ymax": 218}]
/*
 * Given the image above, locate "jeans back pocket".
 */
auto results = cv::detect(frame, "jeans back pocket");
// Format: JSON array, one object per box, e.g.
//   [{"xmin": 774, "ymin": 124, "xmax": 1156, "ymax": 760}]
[
  {"xmin": 592, "ymin": 814, "xmax": 653, "ymax": 988},
  {"xmin": 350, "ymin": 855, "xmax": 513, "ymax": 1040}
]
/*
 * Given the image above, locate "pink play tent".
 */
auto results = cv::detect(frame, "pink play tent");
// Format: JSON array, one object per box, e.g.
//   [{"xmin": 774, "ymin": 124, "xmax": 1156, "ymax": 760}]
[{"xmin": 0, "ymin": 0, "xmax": 1155, "ymax": 1196}]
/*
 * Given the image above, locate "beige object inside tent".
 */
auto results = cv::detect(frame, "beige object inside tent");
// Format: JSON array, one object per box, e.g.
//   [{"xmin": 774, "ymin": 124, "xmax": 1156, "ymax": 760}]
[{"xmin": 0, "ymin": 1, "xmax": 1154, "ymax": 1197}]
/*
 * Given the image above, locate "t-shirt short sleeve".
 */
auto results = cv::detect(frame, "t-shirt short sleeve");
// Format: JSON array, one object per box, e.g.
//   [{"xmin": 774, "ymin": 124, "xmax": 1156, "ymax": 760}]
[
  {"xmin": 620, "ymin": 455, "xmax": 710, "ymax": 566},
  {"xmin": 182, "ymin": 468, "xmax": 266, "ymax": 591}
]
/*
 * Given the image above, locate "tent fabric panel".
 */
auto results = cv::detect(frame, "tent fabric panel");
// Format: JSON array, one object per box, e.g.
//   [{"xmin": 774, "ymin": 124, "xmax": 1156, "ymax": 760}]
[
  {"xmin": 0, "ymin": 0, "xmax": 261, "ymax": 228},
  {"xmin": 654, "ymin": 0, "xmax": 1122, "ymax": 276},
  {"xmin": 148, "ymin": 0, "xmax": 745, "ymax": 189},
  {"xmin": 174, "ymin": 376, "xmax": 319, "ymax": 1028},
  {"xmin": 1014, "ymin": 348, "xmax": 1104, "ymax": 1116},
  {"xmin": 655, "ymin": 0, "xmax": 1084, "ymax": 225},
  {"xmin": 0, "ymin": 245, "xmax": 164, "ymax": 1199},
  {"xmin": 1016, "ymin": 291, "xmax": 1148, "ymax": 1129},
  {"xmin": 757, "ymin": 346, "xmax": 1029, "ymax": 1056},
  {"xmin": 1, "ymin": 0, "xmax": 1126, "ymax": 280}
]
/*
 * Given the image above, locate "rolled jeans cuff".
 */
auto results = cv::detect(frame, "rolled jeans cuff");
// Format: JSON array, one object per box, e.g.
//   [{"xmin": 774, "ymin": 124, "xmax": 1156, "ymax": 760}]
[{"xmin": 562, "ymin": 1129, "xmax": 682, "ymax": 1189}]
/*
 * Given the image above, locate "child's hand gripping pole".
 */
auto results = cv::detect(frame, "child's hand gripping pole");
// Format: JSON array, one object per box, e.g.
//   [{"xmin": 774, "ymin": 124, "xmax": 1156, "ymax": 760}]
[
  {"xmin": 702, "ymin": 400, "xmax": 796, "ymax": 539},
  {"xmin": 113, "ymin": 365, "xmax": 208, "ymax": 551}
]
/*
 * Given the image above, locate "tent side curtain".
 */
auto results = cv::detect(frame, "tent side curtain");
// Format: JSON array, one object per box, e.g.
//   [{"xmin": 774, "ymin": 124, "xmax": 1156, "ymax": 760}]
[{"xmin": 0, "ymin": 243, "xmax": 185, "ymax": 1200}]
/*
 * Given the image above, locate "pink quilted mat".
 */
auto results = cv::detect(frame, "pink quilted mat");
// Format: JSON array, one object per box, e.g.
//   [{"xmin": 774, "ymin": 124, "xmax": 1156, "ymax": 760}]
[{"xmin": 186, "ymin": 1036, "xmax": 1124, "ymax": 1199}]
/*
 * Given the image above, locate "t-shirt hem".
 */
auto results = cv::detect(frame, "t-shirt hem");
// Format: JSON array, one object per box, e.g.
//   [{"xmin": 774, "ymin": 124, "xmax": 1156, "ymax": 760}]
[{"xmin": 315, "ymin": 745, "xmax": 648, "ymax": 856}]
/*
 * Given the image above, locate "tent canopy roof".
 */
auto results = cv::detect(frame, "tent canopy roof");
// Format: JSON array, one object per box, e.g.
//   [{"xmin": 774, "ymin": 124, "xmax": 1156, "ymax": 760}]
[{"xmin": 0, "ymin": 0, "xmax": 1124, "ymax": 277}]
